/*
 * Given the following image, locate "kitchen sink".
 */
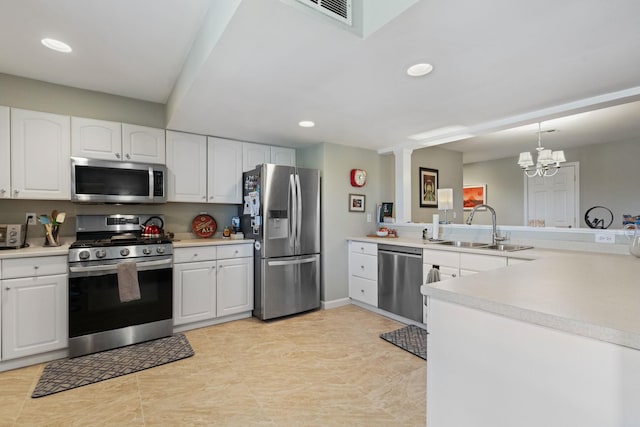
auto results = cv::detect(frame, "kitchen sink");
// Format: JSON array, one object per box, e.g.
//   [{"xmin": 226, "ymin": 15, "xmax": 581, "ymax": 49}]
[
  {"xmin": 480, "ymin": 244, "xmax": 533, "ymax": 252},
  {"xmin": 435, "ymin": 240, "xmax": 489, "ymax": 248}
]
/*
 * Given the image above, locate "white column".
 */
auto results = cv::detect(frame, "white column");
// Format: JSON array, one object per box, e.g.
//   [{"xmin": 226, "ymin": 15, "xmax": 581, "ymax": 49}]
[{"xmin": 393, "ymin": 148, "xmax": 413, "ymax": 223}]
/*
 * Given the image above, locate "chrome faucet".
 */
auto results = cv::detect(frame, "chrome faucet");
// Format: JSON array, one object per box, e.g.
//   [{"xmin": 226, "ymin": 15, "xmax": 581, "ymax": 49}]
[{"xmin": 465, "ymin": 204, "xmax": 506, "ymax": 245}]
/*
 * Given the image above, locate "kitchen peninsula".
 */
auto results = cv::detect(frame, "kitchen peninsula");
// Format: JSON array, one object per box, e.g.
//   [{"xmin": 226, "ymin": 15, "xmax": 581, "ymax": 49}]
[{"xmin": 421, "ymin": 251, "xmax": 640, "ymax": 427}]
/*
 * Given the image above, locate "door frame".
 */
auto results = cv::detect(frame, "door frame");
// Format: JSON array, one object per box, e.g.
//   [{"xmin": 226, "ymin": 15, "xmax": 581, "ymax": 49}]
[{"xmin": 523, "ymin": 161, "xmax": 580, "ymax": 227}]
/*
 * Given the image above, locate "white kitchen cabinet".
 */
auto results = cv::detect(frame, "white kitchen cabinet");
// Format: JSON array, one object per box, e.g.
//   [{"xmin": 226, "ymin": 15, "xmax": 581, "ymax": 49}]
[
  {"xmin": 423, "ymin": 248, "xmax": 460, "ymax": 280},
  {"xmin": 71, "ymin": 117, "xmax": 122, "ymax": 161},
  {"xmin": 173, "ymin": 259, "xmax": 217, "ymax": 326},
  {"xmin": 1, "ymin": 256, "xmax": 68, "ymax": 360},
  {"xmin": 0, "ymin": 106, "xmax": 9, "ymax": 199},
  {"xmin": 207, "ymin": 137, "xmax": 243, "ymax": 203},
  {"xmin": 122, "ymin": 123, "xmax": 166, "ymax": 164},
  {"xmin": 459, "ymin": 252, "xmax": 507, "ymax": 276},
  {"xmin": 166, "ymin": 130, "xmax": 208, "ymax": 203},
  {"xmin": 216, "ymin": 244, "xmax": 253, "ymax": 317},
  {"xmin": 270, "ymin": 146, "xmax": 296, "ymax": 167},
  {"xmin": 10, "ymin": 108, "xmax": 70, "ymax": 200},
  {"xmin": 243, "ymin": 142, "xmax": 271, "ymax": 172},
  {"xmin": 348, "ymin": 241, "xmax": 378, "ymax": 306}
]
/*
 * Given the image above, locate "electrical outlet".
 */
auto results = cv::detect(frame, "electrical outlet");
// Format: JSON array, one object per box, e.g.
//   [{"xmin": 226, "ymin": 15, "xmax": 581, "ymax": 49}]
[
  {"xmin": 453, "ymin": 211, "xmax": 457, "ymax": 219},
  {"xmin": 25, "ymin": 212, "xmax": 36, "ymax": 225},
  {"xmin": 595, "ymin": 233, "xmax": 615, "ymax": 244},
  {"xmin": 366, "ymin": 213, "xmax": 372, "ymax": 223}
]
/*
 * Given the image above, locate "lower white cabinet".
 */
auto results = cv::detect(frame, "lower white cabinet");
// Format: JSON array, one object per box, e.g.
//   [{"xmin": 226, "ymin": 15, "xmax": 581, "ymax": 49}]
[
  {"xmin": 173, "ymin": 243, "xmax": 253, "ymax": 327},
  {"xmin": 1, "ymin": 256, "xmax": 68, "ymax": 361},
  {"xmin": 348, "ymin": 241, "xmax": 378, "ymax": 306}
]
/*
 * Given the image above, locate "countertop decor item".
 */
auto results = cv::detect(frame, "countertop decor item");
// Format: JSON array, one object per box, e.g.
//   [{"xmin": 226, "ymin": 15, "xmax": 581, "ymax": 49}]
[{"xmin": 192, "ymin": 213, "xmax": 217, "ymax": 238}]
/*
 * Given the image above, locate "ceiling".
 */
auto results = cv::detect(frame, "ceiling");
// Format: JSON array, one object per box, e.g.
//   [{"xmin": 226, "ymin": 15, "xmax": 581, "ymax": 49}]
[{"xmin": 1, "ymin": 0, "xmax": 640, "ymax": 159}]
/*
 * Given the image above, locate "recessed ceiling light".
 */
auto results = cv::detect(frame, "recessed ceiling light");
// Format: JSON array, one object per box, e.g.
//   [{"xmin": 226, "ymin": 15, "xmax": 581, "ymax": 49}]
[
  {"xmin": 407, "ymin": 63, "xmax": 433, "ymax": 77},
  {"xmin": 41, "ymin": 38, "xmax": 72, "ymax": 53},
  {"xmin": 299, "ymin": 120, "xmax": 315, "ymax": 128}
]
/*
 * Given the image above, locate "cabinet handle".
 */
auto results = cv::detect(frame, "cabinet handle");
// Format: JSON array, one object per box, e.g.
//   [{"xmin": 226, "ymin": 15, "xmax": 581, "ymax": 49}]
[
  {"xmin": 5, "ymin": 287, "xmax": 9, "ymax": 291},
  {"xmin": 0, "ymin": 188, "xmax": 5, "ymax": 194},
  {"xmin": 115, "ymin": 153, "xmax": 121, "ymax": 159},
  {"xmin": 14, "ymin": 189, "xmax": 19, "ymax": 194},
  {"xmin": 202, "ymin": 196, "xmax": 206, "ymax": 200},
  {"xmin": 194, "ymin": 253, "xmax": 198, "ymax": 257},
  {"xmin": 360, "ymin": 265, "xmax": 364, "ymax": 269},
  {"xmin": 360, "ymin": 289, "xmax": 364, "ymax": 293},
  {"xmin": 125, "ymin": 153, "xmax": 131, "ymax": 159},
  {"xmin": 34, "ymin": 265, "xmax": 39, "ymax": 270},
  {"xmin": 452, "ymin": 273, "xmax": 457, "ymax": 277},
  {"xmin": 360, "ymin": 247, "xmax": 364, "ymax": 251}
]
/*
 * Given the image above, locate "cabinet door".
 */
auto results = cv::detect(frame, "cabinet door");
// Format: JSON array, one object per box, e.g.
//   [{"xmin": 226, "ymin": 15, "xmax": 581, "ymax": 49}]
[
  {"xmin": 2, "ymin": 274, "xmax": 68, "ymax": 360},
  {"xmin": 173, "ymin": 261, "xmax": 216, "ymax": 326},
  {"xmin": 207, "ymin": 137, "xmax": 242, "ymax": 203},
  {"xmin": 0, "ymin": 106, "xmax": 9, "ymax": 199},
  {"xmin": 10, "ymin": 108, "xmax": 70, "ymax": 200},
  {"xmin": 122, "ymin": 124, "xmax": 165, "ymax": 164},
  {"xmin": 71, "ymin": 117, "xmax": 122, "ymax": 161},
  {"xmin": 271, "ymin": 146, "xmax": 296, "ymax": 167},
  {"xmin": 217, "ymin": 257, "xmax": 253, "ymax": 317},
  {"xmin": 243, "ymin": 142, "xmax": 271, "ymax": 172},
  {"xmin": 166, "ymin": 131, "xmax": 207, "ymax": 203}
]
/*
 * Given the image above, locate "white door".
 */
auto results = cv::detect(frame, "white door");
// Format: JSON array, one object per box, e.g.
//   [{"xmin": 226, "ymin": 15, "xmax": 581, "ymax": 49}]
[
  {"xmin": 173, "ymin": 261, "xmax": 217, "ymax": 325},
  {"xmin": 166, "ymin": 130, "xmax": 207, "ymax": 203},
  {"xmin": 122, "ymin": 124, "xmax": 165, "ymax": 164},
  {"xmin": 242, "ymin": 142, "xmax": 270, "ymax": 172},
  {"xmin": 0, "ymin": 106, "xmax": 9, "ymax": 198},
  {"xmin": 525, "ymin": 163, "xmax": 579, "ymax": 228},
  {"xmin": 208, "ymin": 137, "xmax": 243, "ymax": 203},
  {"xmin": 71, "ymin": 117, "xmax": 122, "ymax": 161},
  {"xmin": 2, "ymin": 274, "xmax": 68, "ymax": 360},
  {"xmin": 10, "ymin": 108, "xmax": 71, "ymax": 200},
  {"xmin": 270, "ymin": 146, "xmax": 296, "ymax": 167},
  {"xmin": 217, "ymin": 257, "xmax": 253, "ymax": 317}
]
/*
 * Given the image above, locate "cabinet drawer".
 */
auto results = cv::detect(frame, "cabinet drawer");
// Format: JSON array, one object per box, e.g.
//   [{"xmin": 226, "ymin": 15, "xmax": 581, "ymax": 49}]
[
  {"xmin": 349, "ymin": 276, "xmax": 378, "ymax": 306},
  {"xmin": 173, "ymin": 246, "xmax": 217, "ymax": 263},
  {"xmin": 350, "ymin": 252, "xmax": 377, "ymax": 281},
  {"xmin": 423, "ymin": 263, "xmax": 458, "ymax": 283},
  {"xmin": 460, "ymin": 253, "xmax": 507, "ymax": 272},
  {"xmin": 217, "ymin": 244, "xmax": 253, "ymax": 259},
  {"xmin": 2, "ymin": 256, "xmax": 67, "ymax": 279},
  {"xmin": 423, "ymin": 249, "xmax": 459, "ymax": 268},
  {"xmin": 350, "ymin": 241, "xmax": 377, "ymax": 256}
]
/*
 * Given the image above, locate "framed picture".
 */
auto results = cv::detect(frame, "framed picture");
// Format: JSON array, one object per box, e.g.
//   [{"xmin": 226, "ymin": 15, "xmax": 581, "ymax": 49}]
[
  {"xmin": 463, "ymin": 184, "xmax": 487, "ymax": 210},
  {"xmin": 381, "ymin": 202, "xmax": 394, "ymax": 217},
  {"xmin": 349, "ymin": 193, "xmax": 366, "ymax": 212},
  {"xmin": 419, "ymin": 167, "xmax": 438, "ymax": 207}
]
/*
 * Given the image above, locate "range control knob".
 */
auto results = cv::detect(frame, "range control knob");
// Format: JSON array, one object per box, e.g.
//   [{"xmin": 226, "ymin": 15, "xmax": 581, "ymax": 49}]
[
  {"xmin": 143, "ymin": 248, "xmax": 152, "ymax": 255},
  {"xmin": 95, "ymin": 249, "xmax": 107, "ymax": 259},
  {"xmin": 79, "ymin": 250, "xmax": 90, "ymax": 260},
  {"xmin": 9, "ymin": 230, "xmax": 17, "ymax": 237},
  {"xmin": 120, "ymin": 248, "xmax": 130, "ymax": 256},
  {"xmin": 156, "ymin": 246, "xmax": 166, "ymax": 254}
]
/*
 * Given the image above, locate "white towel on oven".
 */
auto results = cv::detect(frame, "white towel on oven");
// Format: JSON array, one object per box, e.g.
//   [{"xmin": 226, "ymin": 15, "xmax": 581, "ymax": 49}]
[{"xmin": 117, "ymin": 262, "xmax": 141, "ymax": 302}]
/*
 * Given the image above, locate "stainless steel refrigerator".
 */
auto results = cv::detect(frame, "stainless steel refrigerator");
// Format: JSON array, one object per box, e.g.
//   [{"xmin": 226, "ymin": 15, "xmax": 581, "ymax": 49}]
[{"xmin": 241, "ymin": 164, "xmax": 320, "ymax": 320}]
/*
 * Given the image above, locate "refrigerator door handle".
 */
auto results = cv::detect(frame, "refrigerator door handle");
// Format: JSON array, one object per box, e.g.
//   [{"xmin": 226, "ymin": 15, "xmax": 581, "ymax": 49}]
[
  {"xmin": 268, "ymin": 257, "xmax": 317, "ymax": 267},
  {"xmin": 295, "ymin": 173, "xmax": 302, "ymax": 250},
  {"xmin": 289, "ymin": 173, "xmax": 297, "ymax": 250}
]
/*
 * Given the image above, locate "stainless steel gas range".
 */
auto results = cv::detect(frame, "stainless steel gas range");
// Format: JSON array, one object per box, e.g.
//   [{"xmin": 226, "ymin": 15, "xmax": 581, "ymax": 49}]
[{"xmin": 68, "ymin": 214, "xmax": 173, "ymax": 357}]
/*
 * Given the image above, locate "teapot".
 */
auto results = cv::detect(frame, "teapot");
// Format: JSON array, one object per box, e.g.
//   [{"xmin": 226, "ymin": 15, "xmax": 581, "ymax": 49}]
[
  {"xmin": 141, "ymin": 216, "xmax": 164, "ymax": 238},
  {"xmin": 624, "ymin": 223, "xmax": 640, "ymax": 258}
]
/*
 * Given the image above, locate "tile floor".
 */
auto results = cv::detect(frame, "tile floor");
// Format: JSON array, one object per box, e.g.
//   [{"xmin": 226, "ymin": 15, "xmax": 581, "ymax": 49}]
[{"xmin": 0, "ymin": 305, "xmax": 426, "ymax": 426}]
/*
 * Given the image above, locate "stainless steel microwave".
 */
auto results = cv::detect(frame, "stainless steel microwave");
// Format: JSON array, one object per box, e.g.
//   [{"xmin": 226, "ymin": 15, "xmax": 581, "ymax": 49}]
[
  {"xmin": 0, "ymin": 224, "xmax": 26, "ymax": 248},
  {"xmin": 70, "ymin": 157, "xmax": 167, "ymax": 204}
]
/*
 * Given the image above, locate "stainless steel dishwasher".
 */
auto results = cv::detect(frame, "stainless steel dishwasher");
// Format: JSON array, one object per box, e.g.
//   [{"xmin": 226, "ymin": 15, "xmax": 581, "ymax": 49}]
[{"xmin": 378, "ymin": 244, "xmax": 423, "ymax": 322}]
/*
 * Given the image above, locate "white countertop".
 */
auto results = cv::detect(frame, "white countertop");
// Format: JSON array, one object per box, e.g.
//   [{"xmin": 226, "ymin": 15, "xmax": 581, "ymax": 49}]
[{"xmin": 421, "ymin": 252, "xmax": 640, "ymax": 350}]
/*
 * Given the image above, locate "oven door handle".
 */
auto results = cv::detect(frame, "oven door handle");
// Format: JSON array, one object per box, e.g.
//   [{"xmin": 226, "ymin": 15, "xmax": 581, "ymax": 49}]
[{"xmin": 69, "ymin": 258, "xmax": 173, "ymax": 274}]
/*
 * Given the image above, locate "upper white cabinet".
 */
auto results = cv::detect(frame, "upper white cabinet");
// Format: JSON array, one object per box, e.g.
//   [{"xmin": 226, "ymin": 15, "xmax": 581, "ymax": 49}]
[
  {"xmin": 10, "ymin": 108, "xmax": 70, "ymax": 200},
  {"xmin": 243, "ymin": 142, "xmax": 271, "ymax": 172},
  {"xmin": 71, "ymin": 117, "xmax": 122, "ymax": 161},
  {"xmin": 243, "ymin": 142, "xmax": 296, "ymax": 172},
  {"xmin": 271, "ymin": 146, "xmax": 296, "ymax": 167},
  {"xmin": 72, "ymin": 118, "xmax": 165, "ymax": 164},
  {"xmin": 0, "ymin": 106, "xmax": 9, "ymax": 199},
  {"xmin": 207, "ymin": 137, "xmax": 243, "ymax": 204},
  {"xmin": 122, "ymin": 124, "xmax": 165, "ymax": 164},
  {"xmin": 166, "ymin": 130, "xmax": 207, "ymax": 203}
]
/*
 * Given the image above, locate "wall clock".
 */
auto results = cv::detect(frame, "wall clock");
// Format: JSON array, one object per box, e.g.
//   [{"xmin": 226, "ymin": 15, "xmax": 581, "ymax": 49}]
[{"xmin": 350, "ymin": 169, "xmax": 367, "ymax": 187}]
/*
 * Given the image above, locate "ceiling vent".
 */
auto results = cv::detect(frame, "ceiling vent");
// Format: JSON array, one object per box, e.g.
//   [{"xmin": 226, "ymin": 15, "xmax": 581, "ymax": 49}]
[{"xmin": 296, "ymin": 0, "xmax": 352, "ymax": 26}]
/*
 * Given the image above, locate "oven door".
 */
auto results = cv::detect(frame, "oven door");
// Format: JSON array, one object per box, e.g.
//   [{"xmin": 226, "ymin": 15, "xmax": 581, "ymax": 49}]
[{"xmin": 68, "ymin": 257, "xmax": 173, "ymax": 340}]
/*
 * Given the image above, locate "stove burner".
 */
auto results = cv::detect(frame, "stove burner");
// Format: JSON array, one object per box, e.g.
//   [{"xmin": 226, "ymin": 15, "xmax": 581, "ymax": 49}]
[{"xmin": 70, "ymin": 236, "xmax": 171, "ymax": 249}]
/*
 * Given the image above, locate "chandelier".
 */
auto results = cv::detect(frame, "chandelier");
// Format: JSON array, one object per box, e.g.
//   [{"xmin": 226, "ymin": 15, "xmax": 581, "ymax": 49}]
[{"xmin": 517, "ymin": 123, "xmax": 566, "ymax": 177}]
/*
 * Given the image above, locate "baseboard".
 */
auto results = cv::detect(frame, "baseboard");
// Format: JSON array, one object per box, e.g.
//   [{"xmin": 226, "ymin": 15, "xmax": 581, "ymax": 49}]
[
  {"xmin": 349, "ymin": 299, "xmax": 426, "ymax": 328},
  {"xmin": 321, "ymin": 297, "xmax": 351, "ymax": 310}
]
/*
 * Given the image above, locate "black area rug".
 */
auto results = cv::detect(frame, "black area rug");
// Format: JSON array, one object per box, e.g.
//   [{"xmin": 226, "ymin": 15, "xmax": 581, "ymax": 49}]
[
  {"xmin": 32, "ymin": 334, "xmax": 194, "ymax": 398},
  {"xmin": 380, "ymin": 325, "xmax": 428, "ymax": 360}
]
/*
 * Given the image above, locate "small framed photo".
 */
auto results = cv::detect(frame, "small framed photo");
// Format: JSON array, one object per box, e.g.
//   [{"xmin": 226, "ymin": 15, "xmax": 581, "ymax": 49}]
[
  {"xmin": 381, "ymin": 202, "xmax": 394, "ymax": 217},
  {"xmin": 463, "ymin": 184, "xmax": 487, "ymax": 210},
  {"xmin": 349, "ymin": 193, "xmax": 366, "ymax": 212},
  {"xmin": 419, "ymin": 167, "xmax": 438, "ymax": 208}
]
